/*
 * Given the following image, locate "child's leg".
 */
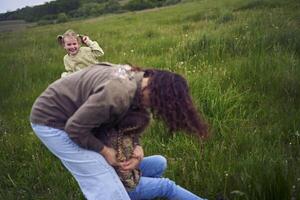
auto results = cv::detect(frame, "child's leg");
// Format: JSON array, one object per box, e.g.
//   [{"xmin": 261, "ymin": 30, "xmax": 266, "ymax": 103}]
[
  {"xmin": 128, "ymin": 177, "xmax": 207, "ymax": 200},
  {"xmin": 31, "ymin": 123, "xmax": 130, "ymax": 200},
  {"xmin": 139, "ymin": 155, "xmax": 167, "ymax": 178}
]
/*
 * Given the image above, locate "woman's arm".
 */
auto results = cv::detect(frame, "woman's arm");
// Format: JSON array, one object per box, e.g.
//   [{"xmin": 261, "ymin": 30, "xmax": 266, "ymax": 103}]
[{"xmin": 65, "ymin": 77, "xmax": 137, "ymax": 153}]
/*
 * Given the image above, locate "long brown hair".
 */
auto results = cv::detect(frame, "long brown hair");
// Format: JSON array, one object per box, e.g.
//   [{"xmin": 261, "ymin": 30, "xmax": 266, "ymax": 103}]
[{"xmin": 143, "ymin": 69, "xmax": 208, "ymax": 139}]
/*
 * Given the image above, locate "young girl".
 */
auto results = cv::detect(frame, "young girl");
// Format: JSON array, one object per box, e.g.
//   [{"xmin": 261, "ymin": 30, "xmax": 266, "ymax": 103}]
[
  {"xmin": 94, "ymin": 108, "xmax": 151, "ymax": 191},
  {"xmin": 57, "ymin": 29, "xmax": 104, "ymax": 77}
]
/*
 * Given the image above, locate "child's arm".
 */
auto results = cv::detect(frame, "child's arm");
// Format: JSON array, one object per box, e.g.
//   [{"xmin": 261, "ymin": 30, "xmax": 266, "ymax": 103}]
[
  {"xmin": 132, "ymin": 145, "xmax": 143, "ymax": 161},
  {"xmin": 82, "ymin": 36, "xmax": 104, "ymax": 57},
  {"xmin": 61, "ymin": 56, "xmax": 74, "ymax": 77}
]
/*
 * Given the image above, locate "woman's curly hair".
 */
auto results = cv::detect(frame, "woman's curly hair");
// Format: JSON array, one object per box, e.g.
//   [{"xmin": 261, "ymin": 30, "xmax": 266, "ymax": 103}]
[{"xmin": 143, "ymin": 69, "xmax": 208, "ymax": 139}]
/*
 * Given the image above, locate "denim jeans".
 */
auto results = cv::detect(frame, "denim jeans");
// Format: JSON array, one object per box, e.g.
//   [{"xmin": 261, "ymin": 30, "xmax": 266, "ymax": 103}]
[
  {"xmin": 129, "ymin": 157, "xmax": 207, "ymax": 200},
  {"xmin": 31, "ymin": 123, "xmax": 207, "ymax": 200}
]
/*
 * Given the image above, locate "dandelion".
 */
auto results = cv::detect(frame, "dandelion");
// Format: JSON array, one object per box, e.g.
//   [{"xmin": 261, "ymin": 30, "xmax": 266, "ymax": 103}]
[{"xmin": 130, "ymin": 49, "xmax": 134, "ymax": 53}]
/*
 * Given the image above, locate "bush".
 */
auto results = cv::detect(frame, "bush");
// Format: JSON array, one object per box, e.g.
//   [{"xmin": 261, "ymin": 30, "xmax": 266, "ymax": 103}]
[
  {"xmin": 40, "ymin": 14, "xmax": 57, "ymax": 21},
  {"xmin": 56, "ymin": 12, "xmax": 69, "ymax": 23}
]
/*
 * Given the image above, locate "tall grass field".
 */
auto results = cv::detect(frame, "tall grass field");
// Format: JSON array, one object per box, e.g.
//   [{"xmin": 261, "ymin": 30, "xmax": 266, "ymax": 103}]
[{"xmin": 0, "ymin": 0, "xmax": 300, "ymax": 199}]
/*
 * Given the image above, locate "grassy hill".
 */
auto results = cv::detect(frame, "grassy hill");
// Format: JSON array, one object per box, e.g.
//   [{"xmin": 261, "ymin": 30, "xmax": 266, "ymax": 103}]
[
  {"xmin": 0, "ymin": 0, "xmax": 300, "ymax": 199},
  {"xmin": 0, "ymin": 0, "xmax": 181, "ymax": 24}
]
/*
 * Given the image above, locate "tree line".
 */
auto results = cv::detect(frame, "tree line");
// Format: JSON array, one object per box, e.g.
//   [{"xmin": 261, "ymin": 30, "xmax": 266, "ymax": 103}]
[{"xmin": 0, "ymin": 0, "xmax": 181, "ymax": 25}]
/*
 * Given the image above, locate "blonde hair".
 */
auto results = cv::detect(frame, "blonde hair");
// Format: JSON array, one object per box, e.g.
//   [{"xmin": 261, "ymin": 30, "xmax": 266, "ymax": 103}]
[{"xmin": 57, "ymin": 29, "xmax": 82, "ymax": 46}]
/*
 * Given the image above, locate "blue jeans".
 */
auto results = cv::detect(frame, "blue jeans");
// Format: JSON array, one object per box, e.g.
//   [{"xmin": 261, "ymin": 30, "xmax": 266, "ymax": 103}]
[
  {"xmin": 130, "ymin": 157, "xmax": 206, "ymax": 200},
  {"xmin": 31, "ymin": 123, "xmax": 207, "ymax": 200}
]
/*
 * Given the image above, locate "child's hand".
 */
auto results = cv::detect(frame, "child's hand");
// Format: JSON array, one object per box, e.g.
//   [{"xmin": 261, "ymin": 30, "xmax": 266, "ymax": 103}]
[
  {"xmin": 81, "ymin": 36, "xmax": 90, "ymax": 45},
  {"xmin": 119, "ymin": 158, "xmax": 140, "ymax": 172},
  {"xmin": 119, "ymin": 146, "xmax": 144, "ymax": 172},
  {"xmin": 132, "ymin": 145, "xmax": 144, "ymax": 161}
]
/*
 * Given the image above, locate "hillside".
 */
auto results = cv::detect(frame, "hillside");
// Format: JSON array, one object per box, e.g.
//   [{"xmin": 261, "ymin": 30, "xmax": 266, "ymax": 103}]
[
  {"xmin": 0, "ymin": 0, "xmax": 180, "ymax": 24},
  {"xmin": 0, "ymin": 0, "xmax": 299, "ymax": 199}
]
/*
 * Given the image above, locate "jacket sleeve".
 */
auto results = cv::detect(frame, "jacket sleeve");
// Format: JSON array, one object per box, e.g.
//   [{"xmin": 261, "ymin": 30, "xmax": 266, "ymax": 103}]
[
  {"xmin": 61, "ymin": 56, "xmax": 73, "ymax": 77},
  {"xmin": 85, "ymin": 39, "xmax": 104, "ymax": 57},
  {"xmin": 65, "ymin": 78, "xmax": 137, "ymax": 152}
]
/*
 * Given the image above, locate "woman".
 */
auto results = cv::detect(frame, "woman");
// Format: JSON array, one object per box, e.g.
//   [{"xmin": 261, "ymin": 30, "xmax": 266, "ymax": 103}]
[{"xmin": 30, "ymin": 62, "xmax": 208, "ymax": 200}]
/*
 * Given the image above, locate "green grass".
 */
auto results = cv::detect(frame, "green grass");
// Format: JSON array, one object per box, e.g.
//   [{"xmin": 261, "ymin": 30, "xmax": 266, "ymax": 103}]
[
  {"xmin": 0, "ymin": 20, "xmax": 36, "ymax": 32},
  {"xmin": 1, "ymin": 0, "xmax": 300, "ymax": 199}
]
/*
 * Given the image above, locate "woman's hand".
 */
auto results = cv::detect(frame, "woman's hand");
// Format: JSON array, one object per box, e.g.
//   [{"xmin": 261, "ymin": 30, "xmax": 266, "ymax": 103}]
[{"xmin": 100, "ymin": 146, "xmax": 119, "ymax": 167}]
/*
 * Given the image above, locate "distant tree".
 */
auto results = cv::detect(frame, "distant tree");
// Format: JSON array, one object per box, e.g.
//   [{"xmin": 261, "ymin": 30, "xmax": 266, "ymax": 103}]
[
  {"xmin": 0, "ymin": 0, "xmax": 80, "ymax": 22},
  {"xmin": 124, "ymin": 0, "xmax": 153, "ymax": 11},
  {"xmin": 72, "ymin": 3, "xmax": 104, "ymax": 17},
  {"xmin": 103, "ymin": 0, "xmax": 121, "ymax": 13},
  {"xmin": 124, "ymin": 0, "xmax": 180, "ymax": 11},
  {"xmin": 22, "ymin": 6, "xmax": 36, "ymax": 22},
  {"xmin": 0, "ymin": 0, "xmax": 181, "ymax": 22},
  {"xmin": 61, "ymin": 0, "xmax": 80, "ymax": 12},
  {"xmin": 163, "ymin": 0, "xmax": 181, "ymax": 6}
]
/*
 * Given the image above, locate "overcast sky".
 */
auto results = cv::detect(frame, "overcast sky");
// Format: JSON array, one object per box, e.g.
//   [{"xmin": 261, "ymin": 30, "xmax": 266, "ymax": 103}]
[{"xmin": 1, "ymin": 0, "xmax": 55, "ymax": 14}]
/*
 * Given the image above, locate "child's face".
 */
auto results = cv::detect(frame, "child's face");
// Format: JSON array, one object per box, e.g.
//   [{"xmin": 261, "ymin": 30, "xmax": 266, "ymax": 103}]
[{"xmin": 63, "ymin": 36, "xmax": 80, "ymax": 56}]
